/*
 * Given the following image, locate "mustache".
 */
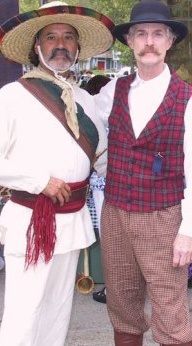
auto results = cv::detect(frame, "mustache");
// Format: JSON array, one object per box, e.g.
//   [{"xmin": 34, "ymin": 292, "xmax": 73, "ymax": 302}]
[
  {"xmin": 138, "ymin": 47, "xmax": 161, "ymax": 57},
  {"xmin": 48, "ymin": 48, "xmax": 74, "ymax": 62}
]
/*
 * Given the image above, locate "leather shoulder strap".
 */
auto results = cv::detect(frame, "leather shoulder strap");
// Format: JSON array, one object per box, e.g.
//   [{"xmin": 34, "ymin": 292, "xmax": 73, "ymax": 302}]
[{"xmin": 19, "ymin": 77, "xmax": 98, "ymax": 163}]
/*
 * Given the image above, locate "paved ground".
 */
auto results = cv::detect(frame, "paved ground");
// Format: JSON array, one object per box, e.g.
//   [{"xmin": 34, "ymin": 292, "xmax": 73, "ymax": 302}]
[{"xmin": 0, "ymin": 267, "xmax": 192, "ymax": 345}]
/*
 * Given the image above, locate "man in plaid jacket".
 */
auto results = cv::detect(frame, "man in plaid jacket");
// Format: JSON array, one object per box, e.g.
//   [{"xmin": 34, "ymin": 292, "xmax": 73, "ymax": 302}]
[{"xmin": 95, "ymin": 1, "xmax": 192, "ymax": 345}]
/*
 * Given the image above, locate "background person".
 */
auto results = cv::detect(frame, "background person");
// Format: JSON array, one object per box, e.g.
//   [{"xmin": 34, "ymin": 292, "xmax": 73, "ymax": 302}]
[
  {"xmin": 78, "ymin": 70, "xmax": 95, "ymax": 89},
  {"xmin": 0, "ymin": 187, "xmax": 10, "ymax": 271},
  {"xmin": 95, "ymin": 0, "xmax": 192, "ymax": 345},
  {"xmin": 0, "ymin": 1, "xmax": 114, "ymax": 345},
  {"xmin": 85, "ymin": 74, "xmax": 111, "ymax": 304}
]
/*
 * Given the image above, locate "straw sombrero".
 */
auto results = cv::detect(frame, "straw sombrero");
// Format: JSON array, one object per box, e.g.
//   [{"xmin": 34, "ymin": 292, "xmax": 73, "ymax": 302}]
[{"xmin": 0, "ymin": 1, "xmax": 115, "ymax": 64}]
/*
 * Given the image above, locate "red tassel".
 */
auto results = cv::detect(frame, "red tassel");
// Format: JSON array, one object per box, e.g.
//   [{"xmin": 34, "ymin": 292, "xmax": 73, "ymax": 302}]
[{"xmin": 25, "ymin": 194, "xmax": 56, "ymax": 269}]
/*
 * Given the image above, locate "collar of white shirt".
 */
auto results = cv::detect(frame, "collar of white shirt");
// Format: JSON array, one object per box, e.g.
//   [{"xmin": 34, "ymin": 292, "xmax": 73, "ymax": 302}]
[{"xmin": 131, "ymin": 63, "xmax": 171, "ymax": 88}]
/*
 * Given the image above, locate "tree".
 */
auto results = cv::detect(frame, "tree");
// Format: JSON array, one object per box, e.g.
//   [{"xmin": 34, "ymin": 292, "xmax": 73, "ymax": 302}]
[
  {"xmin": 67, "ymin": 0, "xmax": 137, "ymax": 65},
  {"xmin": 19, "ymin": 0, "xmax": 39, "ymax": 11}
]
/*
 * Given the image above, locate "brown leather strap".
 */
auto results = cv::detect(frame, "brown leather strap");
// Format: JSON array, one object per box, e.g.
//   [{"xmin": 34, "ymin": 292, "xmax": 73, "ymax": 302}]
[
  {"xmin": 18, "ymin": 78, "xmax": 96, "ymax": 163},
  {"xmin": 11, "ymin": 184, "xmax": 88, "ymax": 204}
]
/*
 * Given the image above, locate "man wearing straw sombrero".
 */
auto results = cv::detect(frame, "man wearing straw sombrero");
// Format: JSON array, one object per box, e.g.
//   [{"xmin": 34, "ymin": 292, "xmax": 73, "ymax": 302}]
[
  {"xmin": 0, "ymin": 1, "xmax": 114, "ymax": 345},
  {"xmin": 95, "ymin": 0, "xmax": 192, "ymax": 345}
]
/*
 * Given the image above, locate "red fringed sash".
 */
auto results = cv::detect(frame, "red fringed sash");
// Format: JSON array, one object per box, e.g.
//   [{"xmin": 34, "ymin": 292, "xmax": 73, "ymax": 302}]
[
  {"xmin": 11, "ymin": 180, "xmax": 88, "ymax": 269},
  {"xmin": 25, "ymin": 194, "xmax": 56, "ymax": 269}
]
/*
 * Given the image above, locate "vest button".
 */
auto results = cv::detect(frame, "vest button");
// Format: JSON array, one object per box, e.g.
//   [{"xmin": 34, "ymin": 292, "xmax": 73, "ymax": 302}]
[{"xmin": 127, "ymin": 199, "xmax": 131, "ymax": 203}]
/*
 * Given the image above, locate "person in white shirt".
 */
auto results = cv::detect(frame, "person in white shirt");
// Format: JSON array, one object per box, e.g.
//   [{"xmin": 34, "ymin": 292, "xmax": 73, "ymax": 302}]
[
  {"xmin": 85, "ymin": 74, "xmax": 111, "ymax": 305},
  {"xmin": 95, "ymin": 1, "xmax": 192, "ymax": 345},
  {"xmin": 0, "ymin": 1, "xmax": 114, "ymax": 345}
]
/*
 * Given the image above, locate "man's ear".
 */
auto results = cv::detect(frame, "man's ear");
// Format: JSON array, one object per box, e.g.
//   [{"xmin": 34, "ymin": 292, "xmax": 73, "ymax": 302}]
[
  {"xmin": 167, "ymin": 37, "xmax": 174, "ymax": 51},
  {"xmin": 34, "ymin": 40, "xmax": 39, "ymax": 55},
  {"xmin": 125, "ymin": 34, "xmax": 132, "ymax": 48}
]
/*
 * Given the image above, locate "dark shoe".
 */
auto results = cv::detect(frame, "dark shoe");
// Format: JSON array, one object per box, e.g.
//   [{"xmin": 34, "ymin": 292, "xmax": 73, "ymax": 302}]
[
  {"xmin": 93, "ymin": 286, "xmax": 106, "ymax": 304},
  {"xmin": 188, "ymin": 278, "xmax": 192, "ymax": 288},
  {"xmin": 114, "ymin": 331, "xmax": 143, "ymax": 346}
]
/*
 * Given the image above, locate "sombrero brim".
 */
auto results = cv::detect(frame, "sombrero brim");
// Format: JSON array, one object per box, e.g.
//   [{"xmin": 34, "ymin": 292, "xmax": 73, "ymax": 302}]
[
  {"xmin": 115, "ymin": 20, "xmax": 188, "ymax": 45},
  {"xmin": 0, "ymin": 5, "xmax": 115, "ymax": 64}
]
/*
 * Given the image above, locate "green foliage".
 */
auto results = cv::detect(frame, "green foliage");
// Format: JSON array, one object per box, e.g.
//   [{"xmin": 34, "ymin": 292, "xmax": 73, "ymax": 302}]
[
  {"xmin": 19, "ymin": 0, "xmax": 137, "ymax": 27},
  {"xmin": 19, "ymin": 0, "xmax": 40, "ymax": 11},
  {"xmin": 67, "ymin": 0, "xmax": 138, "ymax": 67}
]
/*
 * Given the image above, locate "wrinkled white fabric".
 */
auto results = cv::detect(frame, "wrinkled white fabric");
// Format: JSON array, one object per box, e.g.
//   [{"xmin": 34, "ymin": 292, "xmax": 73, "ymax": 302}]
[
  {"xmin": 0, "ymin": 251, "xmax": 80, "ymax": 346},
  {"xmin": 0, "ymin": 81, "xmax": 107, "ymax": 254}
]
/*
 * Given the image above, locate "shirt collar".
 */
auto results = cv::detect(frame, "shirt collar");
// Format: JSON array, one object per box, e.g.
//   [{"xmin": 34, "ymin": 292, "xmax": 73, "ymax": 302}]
[{"xmin": 131, "ymin": 64, "xmax": 171, "ymax": 87}]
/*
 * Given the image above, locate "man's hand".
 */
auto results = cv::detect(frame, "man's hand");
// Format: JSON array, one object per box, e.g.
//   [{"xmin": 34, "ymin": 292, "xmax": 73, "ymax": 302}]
[
  {"xmin": 173, "ymin": 234, "xmax": 192, "ymax": 267},
  {"xmin": 42, "ymin": 177, "xmax": 71, "ymax": 206}
]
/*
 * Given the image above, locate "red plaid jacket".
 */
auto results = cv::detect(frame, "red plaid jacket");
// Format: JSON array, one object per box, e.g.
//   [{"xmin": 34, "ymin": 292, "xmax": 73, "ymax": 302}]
[{"xmin": 105, "ymin": 70, "xmax": 192, "ymax": 212}]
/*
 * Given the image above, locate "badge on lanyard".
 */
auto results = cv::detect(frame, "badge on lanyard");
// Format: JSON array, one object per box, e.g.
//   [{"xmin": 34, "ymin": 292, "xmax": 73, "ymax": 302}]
[{"xmin": 152, "ymin": 152, "xmax": 163, "ymax": 174}]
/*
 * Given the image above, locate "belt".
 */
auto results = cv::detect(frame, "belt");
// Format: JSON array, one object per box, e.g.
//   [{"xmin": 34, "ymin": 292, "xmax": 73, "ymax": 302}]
[{"xmin": 10, "ymin": 179, "xmax": 89, "ymax": 213}]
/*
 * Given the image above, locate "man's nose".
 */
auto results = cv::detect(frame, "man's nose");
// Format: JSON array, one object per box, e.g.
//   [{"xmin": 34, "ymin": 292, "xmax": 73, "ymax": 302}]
[
  {"xmin": 56, "ymin": 37, "xmax": 66, "ymax": 48},
  {"xmin": 145, "ymin": 34, "xmax": 154, "ymax": 45}
]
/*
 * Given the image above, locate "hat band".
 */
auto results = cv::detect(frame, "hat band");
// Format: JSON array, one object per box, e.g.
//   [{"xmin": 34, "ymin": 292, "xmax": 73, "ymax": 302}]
[{"xmin": 131, "ymin": 13, "xmax": 171, "ymax": 22}]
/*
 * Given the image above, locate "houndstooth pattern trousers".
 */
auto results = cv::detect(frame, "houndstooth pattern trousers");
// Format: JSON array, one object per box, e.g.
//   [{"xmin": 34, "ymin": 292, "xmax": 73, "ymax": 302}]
[{"xmin": 101, "ymin": 202, "xmax": 192, "ymax": 344}]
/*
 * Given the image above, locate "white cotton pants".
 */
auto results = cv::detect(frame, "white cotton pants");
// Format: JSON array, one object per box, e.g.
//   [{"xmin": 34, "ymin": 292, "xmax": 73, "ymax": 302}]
[{"xmin": 0, "ymin": 250, "xmax": 80, "ymax": 346}]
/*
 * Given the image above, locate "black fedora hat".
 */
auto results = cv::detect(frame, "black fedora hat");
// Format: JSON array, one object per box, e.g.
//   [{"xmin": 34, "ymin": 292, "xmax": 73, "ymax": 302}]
[{"xmin": 114, "ymin": 0, "xmax": 188, "ymax": 45}]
